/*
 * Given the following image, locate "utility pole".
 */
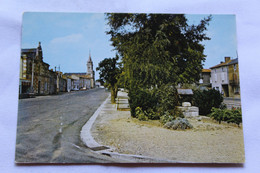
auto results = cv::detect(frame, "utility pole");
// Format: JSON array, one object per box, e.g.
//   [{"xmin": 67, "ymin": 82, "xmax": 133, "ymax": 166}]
[{"xmin": 30, "ymin": 58, "xmax": 34, "ymax": 93}]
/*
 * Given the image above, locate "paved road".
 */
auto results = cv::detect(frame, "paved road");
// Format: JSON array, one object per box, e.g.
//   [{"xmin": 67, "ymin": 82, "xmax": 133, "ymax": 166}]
[{"xmin": 15, "ymin": 88, "xmax": 118, "ymax": 163}]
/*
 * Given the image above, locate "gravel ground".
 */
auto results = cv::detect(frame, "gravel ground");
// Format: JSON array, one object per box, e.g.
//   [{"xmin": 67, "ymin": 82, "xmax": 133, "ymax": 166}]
[{"xmin": 91, "ymin": 93, "xmax": 245, "ymax": 163}]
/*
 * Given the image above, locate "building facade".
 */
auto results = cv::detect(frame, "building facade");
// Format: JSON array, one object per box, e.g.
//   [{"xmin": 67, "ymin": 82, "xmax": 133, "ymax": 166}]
[
  {"xmin": 227, "ymin": 58, "xmax": 240, "ymax": 98},
  {"xmin": 19, "ymin": 42, "xmax": 67, "ymax": 97},
  {"xmin": 210, "ymin": 57, "xmax": 240, "ymax": 98},
  {"xmin": 20, "ymin": 42, "xmax": 51, "ymax": 95},
  {"xmin": 64, "ymin": 52, "xmax": 95, "ymax": 90},
  {"xmin": 199, "ymin": 69, "xmax": 211, "ymax": 88}
]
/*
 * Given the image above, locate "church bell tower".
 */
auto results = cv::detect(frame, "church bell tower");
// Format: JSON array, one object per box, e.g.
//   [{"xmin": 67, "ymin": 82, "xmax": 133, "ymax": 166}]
[{"xmin": 87, "ymin": 51, "xmax": 95, "ymax": 88}]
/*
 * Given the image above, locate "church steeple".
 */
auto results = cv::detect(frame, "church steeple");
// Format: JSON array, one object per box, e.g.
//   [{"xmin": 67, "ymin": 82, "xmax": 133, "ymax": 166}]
[
  {"xmin": 87, "ymin": 50, "xmax": 93, "ymax": 76},
  {"xmin": 86, "ymin": 50, "xmax": 95, "ymax": 88},
  {"xmin": 88, "ymin": 50, "xmax": 93, "ymax": 63}
]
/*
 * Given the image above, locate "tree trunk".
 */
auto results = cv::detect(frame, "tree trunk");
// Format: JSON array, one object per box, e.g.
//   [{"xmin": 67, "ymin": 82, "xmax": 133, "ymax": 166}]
[
  {"xmin": 111, "ymin": 87, "xmax": 116, "ymax": 104},
  {"xmin": 114, "ymin": 86, "xmax": 118, "ymax": 98}
]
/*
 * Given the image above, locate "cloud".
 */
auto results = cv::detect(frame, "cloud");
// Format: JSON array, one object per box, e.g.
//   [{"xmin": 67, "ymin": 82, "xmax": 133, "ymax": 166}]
[{"xmin": 50, "ymin": 33, "xmax": 84, "ymax": 44}]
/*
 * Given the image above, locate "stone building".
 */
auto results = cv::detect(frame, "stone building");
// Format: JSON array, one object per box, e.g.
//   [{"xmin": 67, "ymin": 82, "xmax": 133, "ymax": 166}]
[
  {"xmin": 227, "ymin": 58, "xmax": 240, "ymax": 98},
  {"xmin": 64, "ymin": 52, "xmax": 95, "ymax": 90},
  {"xmin": 19, "ymin": 42, "xmax": 67, "ymax": 97},
  {"xmin": 20, "ymin": 42, "xmax": 51, "ymax": 96}
]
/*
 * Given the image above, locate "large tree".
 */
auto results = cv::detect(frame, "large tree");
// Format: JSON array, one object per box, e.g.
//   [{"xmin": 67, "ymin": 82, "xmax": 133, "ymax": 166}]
[
  {"xmin": 96, "ymin": 55, "xmax": 121, "ymax": 103},
  {"xmin": 106, "ymin": 13, "xmax": 211, "ymax": 116}
]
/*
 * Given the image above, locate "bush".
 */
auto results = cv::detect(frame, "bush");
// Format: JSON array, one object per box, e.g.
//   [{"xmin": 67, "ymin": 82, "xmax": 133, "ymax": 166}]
[
  {"xmin": 128, "ymin": 88, "xmax": 158, "ymax": 118},
  {"xmin": 163, "ymin": 117, "xmax": 193, "ymax": 130},
  {"xmin": 192, "ymin": 89, "xmax": 223, "ymax": 115},
  {"xmin": 144, "ymin": 108, "xmax": 160, "ymax": 120},
  {"xmin": 160, "ymin": 108, "xmax": 184, "ymax": 125},
  {"xmin": 129, "ymin": 84, "xmax": 182, "ymax": 124},
  {"xmin": 210, "ymin": 107, "xmax": 242, "ymax": 127},
  {"xmin": 135, "ymin": 107, "xmax": 148, "ymax": 121},
  {"xmin": 160, "ymin": 111, "xmax": 175, "ymax": 125}
]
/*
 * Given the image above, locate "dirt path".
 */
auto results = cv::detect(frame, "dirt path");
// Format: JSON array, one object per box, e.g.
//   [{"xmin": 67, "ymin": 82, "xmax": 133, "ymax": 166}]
[{"xmin": 91, "ymin": 94, "xmax": 245, "ymax": 163}]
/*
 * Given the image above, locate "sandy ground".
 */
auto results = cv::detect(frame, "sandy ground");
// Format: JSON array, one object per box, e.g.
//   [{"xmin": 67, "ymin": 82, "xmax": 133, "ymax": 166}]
[{"xmin": 91, "ymin": 94, "xmax": 245, "ymax": 163}]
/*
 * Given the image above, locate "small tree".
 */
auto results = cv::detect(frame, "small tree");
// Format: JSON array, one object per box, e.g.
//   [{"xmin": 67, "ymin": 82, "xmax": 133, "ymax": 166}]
[{"xmin": 96, "ymin": 55, "xmax": 121, "ymax": 103}]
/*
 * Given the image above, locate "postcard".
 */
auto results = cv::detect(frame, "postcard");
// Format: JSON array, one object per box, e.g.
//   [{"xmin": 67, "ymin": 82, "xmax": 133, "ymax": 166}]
[{"xmin": 16, "ymin": 12, "xmax": 244, "ymax": 163}]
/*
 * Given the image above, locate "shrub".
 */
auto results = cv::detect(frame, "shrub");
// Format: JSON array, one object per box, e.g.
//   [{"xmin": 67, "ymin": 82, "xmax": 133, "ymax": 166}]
[
  {"xmin": 128, "ymin": 88, "xmax": 158, "ymax": 118},
  {"xmin": 164, "ymin": 117, "xmax": 193, "ymax": 130},
  {"xmin": 135, "ymin": 107, "xmax": 148, "ymax": 121},
  {"xmin": 160, "ymin": 108, "xmax": 184, "ymax": 125},
  {"xmin": 210, "ymin": 107, "xmax": 225, "ymax": 124},
  {"xmin": 227, "ymin": 107, "xmax": 242, "ymax": 127},
  {"xmin": 210, "ymin": 107, "xmax": 242, "ymax": 127},
  {"xmin": 193, "ymin": 89, "xmax": 223, "ymax": 115},
  {"xmin": 160, "ymin": 111, "xmax": 175, "ymax": 125},
  {"xmin": 144, "ymin": 108, "xmax": 160, "ymax": 120}
]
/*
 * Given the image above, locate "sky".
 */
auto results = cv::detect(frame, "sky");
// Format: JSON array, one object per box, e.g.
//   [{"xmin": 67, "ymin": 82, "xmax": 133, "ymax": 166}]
[{"xmin": 21, "ymin": 13, "xmax": 237, "ymax": 80}]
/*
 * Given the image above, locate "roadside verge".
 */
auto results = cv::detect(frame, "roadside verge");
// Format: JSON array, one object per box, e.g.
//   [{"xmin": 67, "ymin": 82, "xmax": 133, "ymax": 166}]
[{"xmin": 80, "ymin": 92, "xmax": 175, "ymax": 163}]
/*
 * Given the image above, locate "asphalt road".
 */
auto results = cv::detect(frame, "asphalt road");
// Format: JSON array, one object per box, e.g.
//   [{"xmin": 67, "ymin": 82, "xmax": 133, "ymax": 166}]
[{"xmin": 15, "ymin": 88, "xmax": 118, "ymax": 163}]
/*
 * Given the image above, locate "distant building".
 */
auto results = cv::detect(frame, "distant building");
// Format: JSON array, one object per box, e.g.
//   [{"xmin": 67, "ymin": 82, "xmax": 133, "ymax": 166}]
[
  {"xmin": 210, "ymin": 57, "xmax": 240, "ymax": 98},
  {"xmin": 227, "ymin": 58, "xmax": 240, "ymax": 98},
  {"xmin": 199, "ymin": 69, "xmax": 211, "ymax": 88},
  {"xmin": 64, "ymin": 52, "xmax": 95, "ymax": 90},
  {"xmin": 20, "ymin": 42, "xmax": 52, "ymax": 95}
]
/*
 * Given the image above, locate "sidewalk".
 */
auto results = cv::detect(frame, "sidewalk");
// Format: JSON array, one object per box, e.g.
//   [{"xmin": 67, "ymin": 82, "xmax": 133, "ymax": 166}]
[
  {"xmin": 81, "ymin": 91, "xmax": 244, "ymax": 163},
  {"xmin": 80, "ymin": 91, "xmax": 173, "ymax": 162}
]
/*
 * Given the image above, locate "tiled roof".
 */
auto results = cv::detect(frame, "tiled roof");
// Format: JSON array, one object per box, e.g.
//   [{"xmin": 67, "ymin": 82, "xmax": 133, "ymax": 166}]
[
  {"xmin": 226, "ymin": 58, "xmax": 238, "ymax": 65},
  {"xmin": 202, "ymin": 69, "xmax": 211, "ymax": 73},
  {"xmin": 210, "ymin": 60, "xmax": 231, "ymax": 69},
  {"xmin": 210, "ymin": 58, "xmax": 238, "ymax": 69}
]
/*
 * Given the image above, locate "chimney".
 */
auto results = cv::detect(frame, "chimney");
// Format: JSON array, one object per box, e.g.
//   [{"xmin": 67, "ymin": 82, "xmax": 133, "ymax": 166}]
[{"xmin": 225, "ymin": 57, "xmax": 231, "ymax": 62}]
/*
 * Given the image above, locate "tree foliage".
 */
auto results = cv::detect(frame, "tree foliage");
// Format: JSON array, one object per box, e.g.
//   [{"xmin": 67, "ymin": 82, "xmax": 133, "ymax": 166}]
[
  {"xmin": 192, "ymin": 89, "xmax": 223, "ymax": 115},
  {"xmin": 106, "ymin": 13, "xmax": 211, "ymax": 117},
  {"xmin": 96, "ymin": 55, "xmax": 121, "ymax": 103}
]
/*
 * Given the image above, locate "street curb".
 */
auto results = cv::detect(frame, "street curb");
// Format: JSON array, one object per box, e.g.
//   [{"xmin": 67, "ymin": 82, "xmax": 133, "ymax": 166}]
[
  {"xmin": 80, "ymin": 92, "xmax": 178, "ymax": 163},
  {"xmin": 80, "ymin": 95, "xmax": 111, "ymax": 149}
]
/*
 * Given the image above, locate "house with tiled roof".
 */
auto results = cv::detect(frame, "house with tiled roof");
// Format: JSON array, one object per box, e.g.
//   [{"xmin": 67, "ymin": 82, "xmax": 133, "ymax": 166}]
[
  {"xmin": 199, "ymin": 69, "xmax": 211, "ymax": 87},
  {"xmin": 210, "ymin": 57, "xmax": 240, "ymax": 98}
]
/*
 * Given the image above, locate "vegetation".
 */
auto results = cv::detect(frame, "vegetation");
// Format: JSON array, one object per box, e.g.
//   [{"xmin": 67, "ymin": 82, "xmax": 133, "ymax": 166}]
[
  {"xmin": 163, "ymin": 117, "xmax": 193, "ymax": 130},
  {"xmin": 192, "ymin": 89, "xmax": 223, "ymax": 115},
  {"xmin": 96, "ymin": 55, "xmax": 121, "ymax": 103},
  {"xmin": 106, "ymin": 13, "xmax": 211, "ymax": 120},
  {"xmin": 210, "ymin": 107, "xmax": 242, "ymax": 127},
  {"xmin": 129, "ymin": 88, "xmax": 158, "ymax": 118},
  {"xmin": 159, "ymin": 109, "xmax": 184, "ymax": 125}
]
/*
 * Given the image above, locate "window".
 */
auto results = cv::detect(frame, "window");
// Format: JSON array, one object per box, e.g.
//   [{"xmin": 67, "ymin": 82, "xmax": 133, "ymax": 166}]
[{"xmin": 234, "ymin": 64, "xmax": 237, "ymax": 71}]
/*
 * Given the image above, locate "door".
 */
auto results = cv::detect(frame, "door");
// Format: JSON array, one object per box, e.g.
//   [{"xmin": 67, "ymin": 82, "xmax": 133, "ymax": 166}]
[{"xmin": 38, "ymin": 81, "xmax": 41, "ymax": 94}]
